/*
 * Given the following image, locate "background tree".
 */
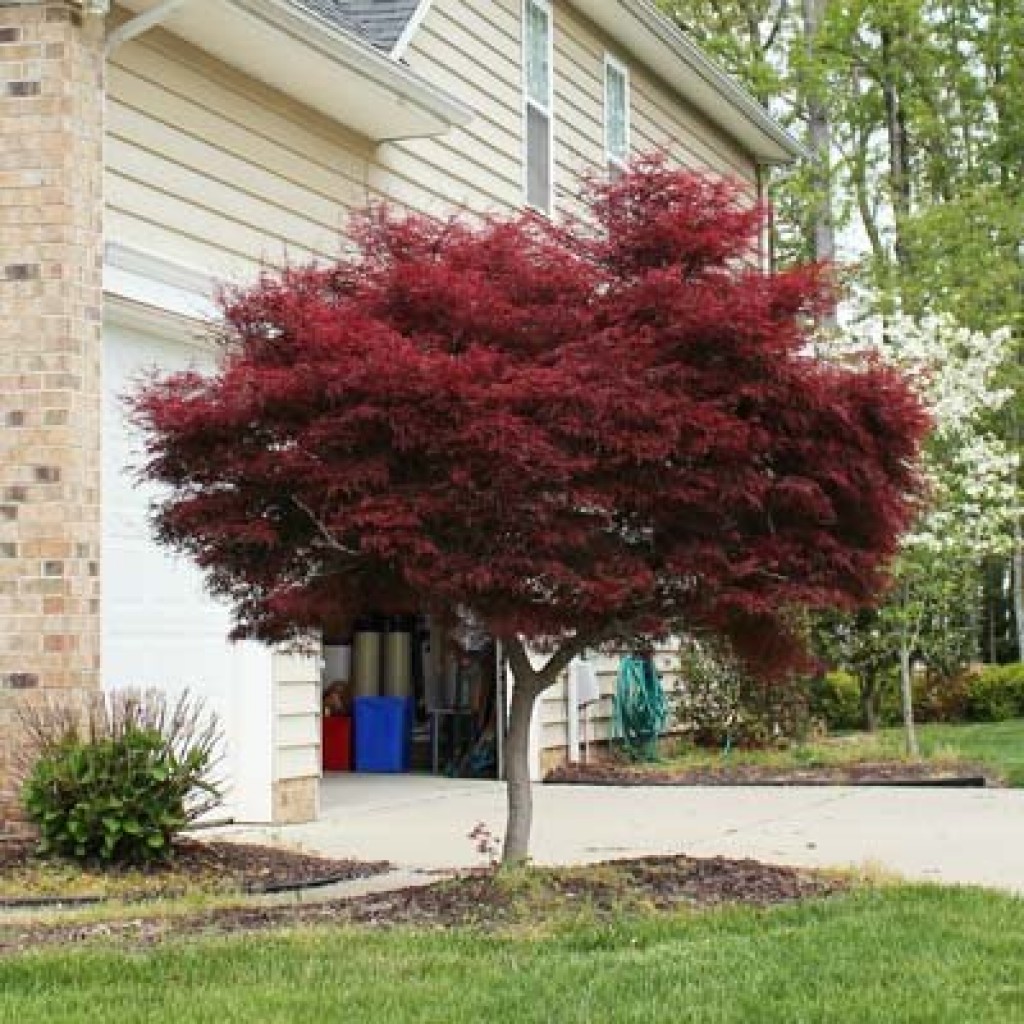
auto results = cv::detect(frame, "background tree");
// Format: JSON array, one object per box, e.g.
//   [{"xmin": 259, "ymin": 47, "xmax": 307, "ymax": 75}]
[
  {"xmin": 659, "ymin": 0, "xmax": 1022, "ymax": 301},
  {"xmin": 825, "ymin": 309, "xmax": 1018, "ymax": 749},
  {"xmin": 660, "ymin": 0, "xmax": 1024, "ymax": 659},
  {"xmin": 133, "ymin": 162, "xmax": 927, "ymax": 863},
  {"xmin": 656, "ymin": 0, "xmax": 835, "ymax": 266}
]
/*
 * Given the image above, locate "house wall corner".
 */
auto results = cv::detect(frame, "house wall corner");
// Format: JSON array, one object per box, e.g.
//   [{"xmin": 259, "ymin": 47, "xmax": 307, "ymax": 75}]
[{"xmin": 0, "ymin": 0, "xmax": 105, "ymax": 828}]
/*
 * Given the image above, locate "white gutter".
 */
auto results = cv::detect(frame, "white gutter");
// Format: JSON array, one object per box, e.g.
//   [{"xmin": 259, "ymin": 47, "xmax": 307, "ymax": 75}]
[
  {"xmin": 104, "ymin": 0, "xmax": 196, "ymax": 56},
  {"xmin": 239, "ymin": 0, "xmax": 472, "ymax": 135},
  {"xmin": 112, "ymin": 0, "xmax": 473, "ymax": 140}
]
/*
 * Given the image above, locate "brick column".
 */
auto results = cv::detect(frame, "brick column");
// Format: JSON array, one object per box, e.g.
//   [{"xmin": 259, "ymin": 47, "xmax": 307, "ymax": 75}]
[{"xmin": 0, "ymin": 1, "xmax": 104, "ymax": 827}]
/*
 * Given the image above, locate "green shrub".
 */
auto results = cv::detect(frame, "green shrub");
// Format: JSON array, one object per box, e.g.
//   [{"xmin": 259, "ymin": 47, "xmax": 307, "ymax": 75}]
[
  {"xmin": 965, "ymin": 664, "xmax": 1024, "ymax": 723},
  {"xmin": 876, "ymin": 670, "xmax": 906, "ymax": 728},
  {"xmin": 807, "ymin": 671, "xmax": 862, "ymax": 732},
  {"xmin": 912, "ymin": 670, "xmax": 973, "ymax": 723},
  {"xmin": 17, "ymin": 690, "xmax": 222, "ymax": 864},
  {"xmin": 809, "ymin": 665, "xmax": 1000, "ymax": 730}
]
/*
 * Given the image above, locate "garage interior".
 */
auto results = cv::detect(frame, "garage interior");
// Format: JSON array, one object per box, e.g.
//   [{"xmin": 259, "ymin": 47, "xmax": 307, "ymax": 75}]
[{"xmin": 320, "ymin": 616, "xmax": 502, "ymax": 781}]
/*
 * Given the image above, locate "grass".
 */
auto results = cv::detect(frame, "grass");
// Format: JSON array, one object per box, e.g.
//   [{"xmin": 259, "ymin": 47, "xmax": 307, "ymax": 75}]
[
  {"xmin": 889, "ymin": 719, "xmax": 1024, "ymax": 786},
  {"xmin": 655, "ymin": 718, "xmax": 1024, "ymax": 785},
  {"xmin": 1, "ymin": 886, "xmax": 1022, "ymax": 1022},
  {"xmin": 0, "ymin": 855, "xmax": 236, "ymax": 902},
  {"xmin": 0, "ymin": 839, "xmax": 384, "ymax": 903}
]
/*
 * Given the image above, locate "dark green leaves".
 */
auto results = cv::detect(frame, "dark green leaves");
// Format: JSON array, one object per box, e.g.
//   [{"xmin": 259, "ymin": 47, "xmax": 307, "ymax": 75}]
[{"xmin": 19, "ymin": 690, "xmax": 222, "ymax": 866}]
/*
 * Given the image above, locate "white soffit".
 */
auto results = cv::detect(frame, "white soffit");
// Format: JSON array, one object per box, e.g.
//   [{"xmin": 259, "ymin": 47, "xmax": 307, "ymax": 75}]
[
  {"xmin": 116, "ymin": 0, "xmax": 473, "ymax": 142},
  {"xmin": 565, "ymin": 0, "xmax": 804, "ymax": 164}
]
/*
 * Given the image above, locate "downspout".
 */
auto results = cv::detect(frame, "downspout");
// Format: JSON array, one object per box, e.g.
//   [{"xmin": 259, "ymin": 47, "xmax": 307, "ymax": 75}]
[
  {"xmin": 756, "ymin": 162, "xmax": 775, "ymax": 273},
  {"xmin": 103, "ymin": 0, "xmax": 201, "ymax": 56},
  {"xmin": 566, "ymin": 659, "xmax": 580, "ymax": 764}
]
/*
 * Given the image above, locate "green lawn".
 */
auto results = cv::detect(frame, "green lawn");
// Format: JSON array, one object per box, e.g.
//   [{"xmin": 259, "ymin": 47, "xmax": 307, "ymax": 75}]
[
  {"xmin": 1, "ymin": 887, "xmax": 1022, "ymax": 1023},
  {"xmin": 891, "ymin": 719, "xmax": 1024, "ymax": 786},
  {"xmin": 659, "ymin": 718, "xmax": 1024, "ymax": 785}
]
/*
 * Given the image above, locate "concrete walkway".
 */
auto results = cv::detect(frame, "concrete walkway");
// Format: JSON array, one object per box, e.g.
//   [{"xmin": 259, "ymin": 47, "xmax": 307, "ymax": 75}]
[{"xmin": 218, "ymin": 775, "xmax": 1024, "ymax": 894}]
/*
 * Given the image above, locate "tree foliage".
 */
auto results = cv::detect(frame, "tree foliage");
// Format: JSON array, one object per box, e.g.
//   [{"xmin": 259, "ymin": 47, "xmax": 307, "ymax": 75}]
[
  {"xmin": 658, "ymin": 0, "xmax": 1024, "ymax": 329},
  {"xmin": 133, "ymin": 160, "xmax": 927, "ymax": 859},
  {"xmin": 659, "ymin": 0, "xmax": 1024, "ymax": 681},
  {"xmin": 819, "ymin": 310, "xmax": 1018, "ymax": 740}
]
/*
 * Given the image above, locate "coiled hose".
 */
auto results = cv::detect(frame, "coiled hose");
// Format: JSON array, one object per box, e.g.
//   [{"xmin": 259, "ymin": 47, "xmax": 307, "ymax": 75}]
[{"xmin": 613, "ymin": 654, "xmax": 669, "ymax": 761}]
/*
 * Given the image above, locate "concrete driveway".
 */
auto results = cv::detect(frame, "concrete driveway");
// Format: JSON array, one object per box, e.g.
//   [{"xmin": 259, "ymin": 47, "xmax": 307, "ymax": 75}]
[{"xmin": 222, "ymin": 775, "xmax": 1024, "ymax": 893}]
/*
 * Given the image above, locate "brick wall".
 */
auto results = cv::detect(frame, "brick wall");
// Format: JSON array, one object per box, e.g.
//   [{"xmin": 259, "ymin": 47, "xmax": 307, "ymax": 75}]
[{"xmin": 0, "ymin": 1, "xmax": 104, "ymax": 829}]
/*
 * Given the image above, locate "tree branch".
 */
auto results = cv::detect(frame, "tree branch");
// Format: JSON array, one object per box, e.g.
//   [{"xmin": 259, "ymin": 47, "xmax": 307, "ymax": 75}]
[
  {"xmin": 764, "ymin": 0, "xmax": 789, "ymax": 53},
  {"xmin": 291, "ymin": 496, "xmax": 360, "ymax": 558}
]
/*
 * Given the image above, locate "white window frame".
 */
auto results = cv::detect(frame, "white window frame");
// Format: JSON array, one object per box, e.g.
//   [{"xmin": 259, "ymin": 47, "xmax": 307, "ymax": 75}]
[
  {"xmin": 604, "ymin": 53, "xmax": 630, "ymax": 174},
  {"xmin": 522, "ymin": 0, "xmax": 554, "ymax": 215}
]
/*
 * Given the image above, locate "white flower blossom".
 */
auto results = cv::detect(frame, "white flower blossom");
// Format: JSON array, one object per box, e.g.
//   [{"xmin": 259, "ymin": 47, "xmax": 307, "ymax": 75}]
[{"xmin": 822, "ymin": 305, "xmax": 1019, "ymax": 559}]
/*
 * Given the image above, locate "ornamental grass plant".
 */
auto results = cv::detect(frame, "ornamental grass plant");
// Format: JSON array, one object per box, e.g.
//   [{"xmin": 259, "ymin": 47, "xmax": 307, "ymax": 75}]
[{"xmin": 16, "ymin": 689, "xmax": 223, "ymax": 864}]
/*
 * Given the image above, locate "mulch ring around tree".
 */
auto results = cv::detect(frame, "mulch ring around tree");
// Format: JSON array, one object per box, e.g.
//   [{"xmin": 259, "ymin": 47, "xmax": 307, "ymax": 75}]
[
  {"xmin": 545, "ymin": 759, "xmax": 997, "ymax": 787},
  {"xmin": 0, "ymin": 838, "xmax": 392, "ymax": 905},
  {"xmin": 0, "ymin": 854, "xmax": 845, "ymax": 956}
]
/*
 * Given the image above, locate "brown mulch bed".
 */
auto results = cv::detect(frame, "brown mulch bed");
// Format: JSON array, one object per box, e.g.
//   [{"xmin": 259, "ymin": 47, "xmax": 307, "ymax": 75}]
[
  {"xmin": 0, "ymin": 838, "xmax": 391, "ymax": 903},
  {"xmin": 546, "ymin": 759, "xmax": 996, "ymax": 787},
  {"xmin": 307, "ymin": 854, "xmax": 841, "ymax": 926},
  {"xmin": 0, "ymin": 854, "xmax": 843, "ymax": 956}
]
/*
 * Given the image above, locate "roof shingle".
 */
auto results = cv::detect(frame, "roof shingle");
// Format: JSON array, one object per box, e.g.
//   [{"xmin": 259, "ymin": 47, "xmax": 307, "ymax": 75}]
[{"xmin": 291, "ymin": 0, "xmax": 421, "ymax": 52}]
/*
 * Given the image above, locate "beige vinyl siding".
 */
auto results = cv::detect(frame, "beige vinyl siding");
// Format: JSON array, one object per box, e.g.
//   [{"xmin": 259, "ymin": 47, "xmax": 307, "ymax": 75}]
[
  {"xmin": 106, "ymin": 27, "xmax": 372, "ymax": 282},
  {"xmin": 540, "ymin": 678, "xmax": 570, "ymax": 750},
  {"xmin": 105, "ymin": 2, "xmax": 758, "ymax": 279},
  {"xmin": 554, "ymin": 3, "xmax": 756, "ymax": 188},
  {"xmin": 397, "ymin": 0, "xmax": 758, "ymax": 228},
  {"xmin": 551, "ymin": 8, "xmax": 606, "ymax": 216},
  {"xmin": 272, "ymin": 654, "xmax": 322, "ymax": 787},
  {"xmin": 631, "ymin": 68, "xmax": 756, "ymax": 185},
  {"xmin": 373, "ymin": 0, "xmax": 524, "ymax": 217}
]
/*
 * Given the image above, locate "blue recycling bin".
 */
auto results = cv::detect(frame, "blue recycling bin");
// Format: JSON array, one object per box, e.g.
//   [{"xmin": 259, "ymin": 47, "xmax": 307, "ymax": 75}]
[{"xmin": 353, "ymin": 696, "xmax": 414, "ymax": 773}]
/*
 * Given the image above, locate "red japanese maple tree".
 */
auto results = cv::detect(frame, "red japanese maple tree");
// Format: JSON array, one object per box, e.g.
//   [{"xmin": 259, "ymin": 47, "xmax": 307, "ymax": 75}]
[{"xmin": 133, "ymin": 160, "xmax": 927, "ymax": 862}]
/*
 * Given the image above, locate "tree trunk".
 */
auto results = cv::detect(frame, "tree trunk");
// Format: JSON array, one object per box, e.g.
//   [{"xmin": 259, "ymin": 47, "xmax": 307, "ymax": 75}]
[
  {"xmin": 801, "ymin": 0, "xmax": 835, "ymax": 268},
  {"xmin": 898, "ymin": 631, "xmax": 920, "ymax": 757},
  {"xmin": 501, "ymin": 671, "xmax": 540, "ymax": 865},
  {"xmin": 1014, "ymin": 467, "xmax": 1024, "ymax": 661},
  {"xmin": 880, "ymin": 26, "xmax": 913, "ymax": 281},
  {"xmin": 860, "ymin": 675, "xmax": 879, "ymax": 733},
  {"xmin": 499, "ymin": 634, "xmax": 592, "ymax": 866},
  {"xmin": 848, "ymin": 69, "xmax": 887, "ymax": 272}
]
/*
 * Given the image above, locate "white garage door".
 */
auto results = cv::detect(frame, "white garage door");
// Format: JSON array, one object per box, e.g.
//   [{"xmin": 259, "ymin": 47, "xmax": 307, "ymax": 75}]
[{"xmin": 102, "ymin": 319, "xmax": 274, "ymax": 823}]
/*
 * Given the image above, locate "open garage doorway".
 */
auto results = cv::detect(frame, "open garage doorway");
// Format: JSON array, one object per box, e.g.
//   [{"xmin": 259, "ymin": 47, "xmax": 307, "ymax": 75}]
[{"xmin": 319, "ymin": 615, "xmax": 504, "ymax": 782}]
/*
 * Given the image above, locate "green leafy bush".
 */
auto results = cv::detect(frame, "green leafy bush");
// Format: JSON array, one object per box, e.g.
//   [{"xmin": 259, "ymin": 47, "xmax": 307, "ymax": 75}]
[
  {"xmin": 807, "ymin": 671, "xmax": 862, "ymax": 732},
  {"xmin": 675, "ymin": 638, "xmax": 812, "ymax": 748},
  {"xmin": 965, "ymin": 664, "xmax": 1024, "ymax": 723},
  {"xmin": 875, "ymin": 670, "xmax": 908, "ymax": 729},
  {"xmin": 912, "ymin": 670, "xmax": 973, "ymax": 723},
  {"xmin": 17, "ymin": 690, "xmax": 222, "ymax": 864}
]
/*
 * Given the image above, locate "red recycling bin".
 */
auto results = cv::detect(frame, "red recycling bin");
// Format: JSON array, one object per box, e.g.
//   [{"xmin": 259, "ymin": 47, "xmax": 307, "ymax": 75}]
[{"xmin": 322, "ymin": 715, "xmax": 352, "ymax": 771}]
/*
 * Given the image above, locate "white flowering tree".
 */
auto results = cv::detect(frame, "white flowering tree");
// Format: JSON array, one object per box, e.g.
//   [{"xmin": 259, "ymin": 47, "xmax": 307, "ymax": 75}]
[{"xmin": 824, "ymin": 309, "xmax": 1018, "ymax": 753}]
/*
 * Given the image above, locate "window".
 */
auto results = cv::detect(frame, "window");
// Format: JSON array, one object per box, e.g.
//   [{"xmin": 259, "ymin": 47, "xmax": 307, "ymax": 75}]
[
  {"xmin": 524, "ymin": 0, "xmax": 553, "ymax": 214},
  {"xmin": 604, "ymin": 55, "xmax": 629, "ymax": 174}
]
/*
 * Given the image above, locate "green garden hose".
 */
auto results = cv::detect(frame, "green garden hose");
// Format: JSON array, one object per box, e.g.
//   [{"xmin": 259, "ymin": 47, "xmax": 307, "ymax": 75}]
[{"xmin": 613, "ymin": 654, "xmax": 669, "ymax": 761}]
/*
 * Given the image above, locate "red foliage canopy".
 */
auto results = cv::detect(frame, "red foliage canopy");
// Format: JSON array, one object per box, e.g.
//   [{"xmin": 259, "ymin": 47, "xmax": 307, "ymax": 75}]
[{"xmin": 133, "ymin": 160, "xmax": 928, "ymax": 675}]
